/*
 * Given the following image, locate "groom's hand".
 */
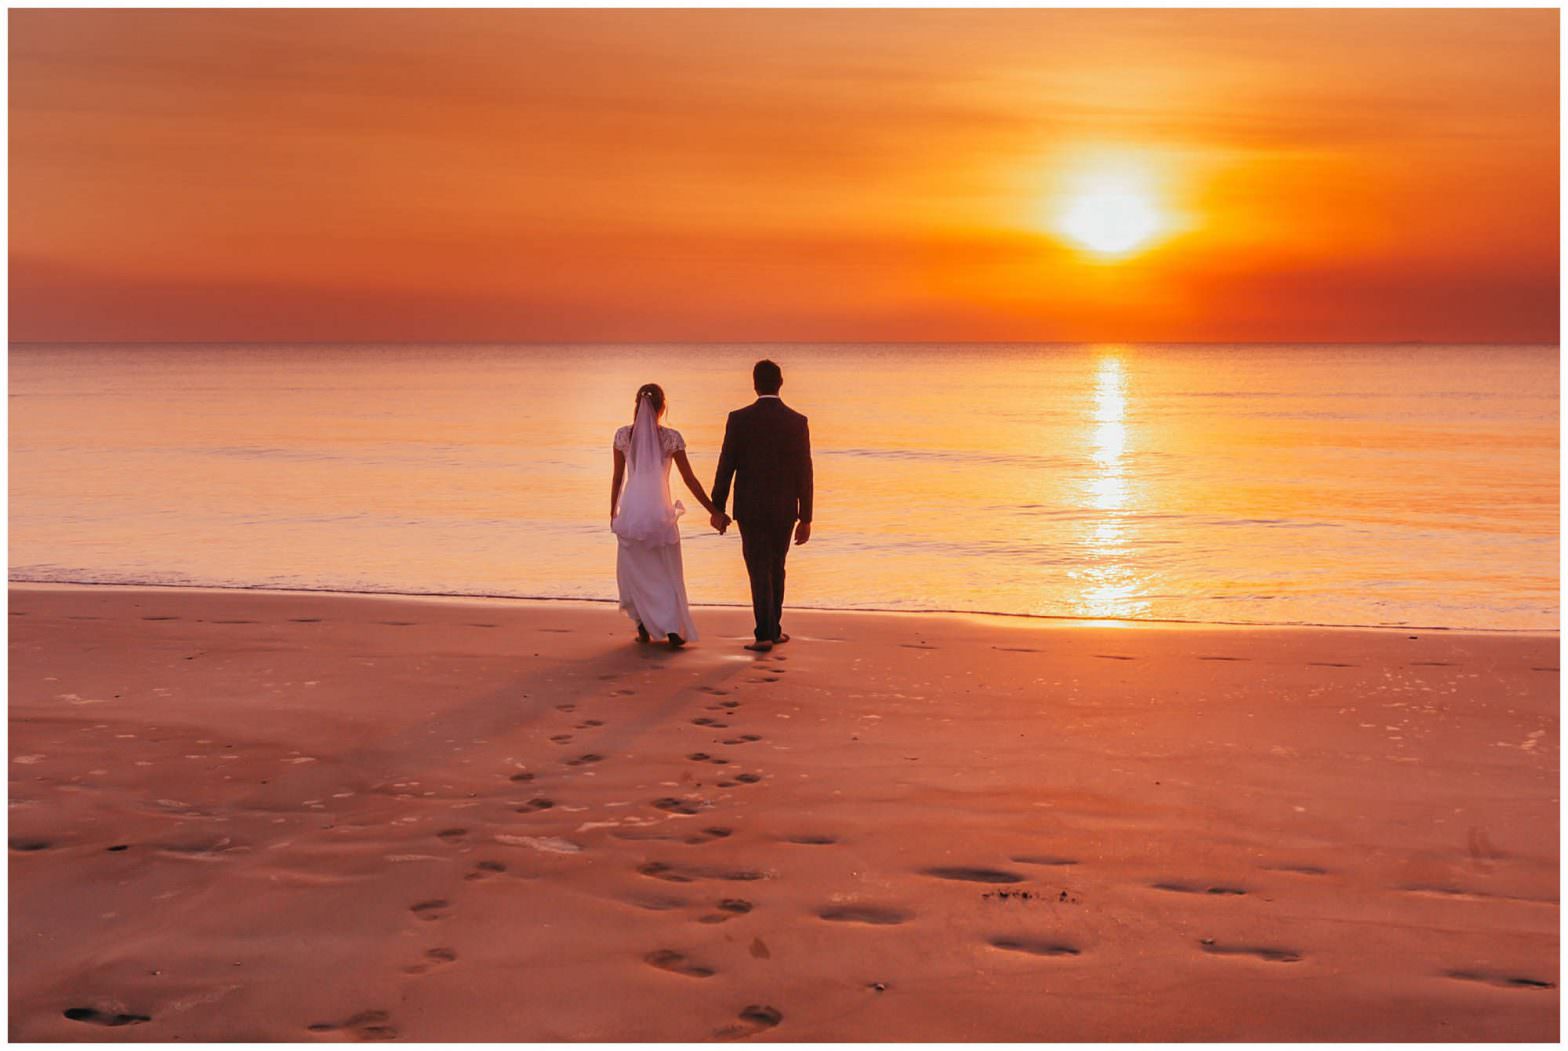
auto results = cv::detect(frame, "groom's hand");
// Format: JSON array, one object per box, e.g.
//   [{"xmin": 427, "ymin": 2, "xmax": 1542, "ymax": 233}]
[
  {"xmin": 794, "ymin": 521, "xmax": 811, "ymax": 546},
  {"xmin": 710, "ymin": 511, "xmax": 731, "ymax": 534}
]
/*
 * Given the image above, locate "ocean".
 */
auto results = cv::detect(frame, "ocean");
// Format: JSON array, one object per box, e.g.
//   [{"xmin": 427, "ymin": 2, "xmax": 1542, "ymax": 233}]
[{"xmin": 8, "ymin": 342, "xmax": 1558, "ymax": 631}]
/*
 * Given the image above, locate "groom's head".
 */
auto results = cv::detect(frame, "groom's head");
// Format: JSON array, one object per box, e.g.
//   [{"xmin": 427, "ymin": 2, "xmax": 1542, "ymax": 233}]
[{"xmin": 753, "ymin": 359, "xmax": 783, "ymax": 395}]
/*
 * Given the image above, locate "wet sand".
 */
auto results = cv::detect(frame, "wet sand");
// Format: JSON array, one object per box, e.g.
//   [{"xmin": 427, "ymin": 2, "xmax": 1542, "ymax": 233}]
[{"xmin": 8, "ymin": 584, "xmax": 1559, "ymax": 1041}]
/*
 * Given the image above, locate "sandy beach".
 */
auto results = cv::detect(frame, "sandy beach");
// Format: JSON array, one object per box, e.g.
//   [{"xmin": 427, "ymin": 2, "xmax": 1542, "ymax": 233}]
[{"xmin": 7, "ymin": 583, "xmax": 1559, "ymax": 1041}]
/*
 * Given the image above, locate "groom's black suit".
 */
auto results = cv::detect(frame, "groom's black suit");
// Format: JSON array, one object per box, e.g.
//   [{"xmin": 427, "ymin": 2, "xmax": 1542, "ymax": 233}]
[{"xmin": 712, "ymin": 396, "xmax": 813, "ymax": 643}]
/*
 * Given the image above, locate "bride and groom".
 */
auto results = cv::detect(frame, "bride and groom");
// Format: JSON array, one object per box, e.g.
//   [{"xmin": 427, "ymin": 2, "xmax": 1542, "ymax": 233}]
[{"xmin": 610, "ymin": 359, "xmax": 813, "ymax": 653}]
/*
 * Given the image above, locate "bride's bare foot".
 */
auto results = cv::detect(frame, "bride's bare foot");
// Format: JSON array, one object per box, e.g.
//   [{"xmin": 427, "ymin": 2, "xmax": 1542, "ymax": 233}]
[
  {"xmin": 667, "ymin": 633, "xmax": 686, "ymax": 649},
  {"xmin": 636, "ymin": 622, "xmax": 651, "ymax": 644}
]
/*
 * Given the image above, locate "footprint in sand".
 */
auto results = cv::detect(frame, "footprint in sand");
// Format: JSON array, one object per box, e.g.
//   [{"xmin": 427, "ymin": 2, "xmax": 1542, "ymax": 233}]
[
  {"xmin": 565, "ymin": 753, "xmax": 604, "ymax": 767},
  {"xmin": 1197, "ymin": 655, "xmax": 1247, "ymax": 662},
  {"xmin": 378, "ymin": 621, "xmax": 416, "ymax": 627},
  {"xmin": 436, "ymin": 828, "xmax": 468, "ymax": 843},
  {"xmin": 307, "ymin": 1009, "xmax": 398, "ymax": 1040},
  {"xmin": 720, "ymin": 700, "xmax": 741, "ymax": 709},
  {"xmin": 517, "ymin": 798, "xmax": 555, "ymax": 813},
  {"xmin": 1263, "ymin": 864, "xmax": 1328, "ymax": 876},
  {"xmin": 10, "ymin": 838, "xmax": 51, "ymax": 852},
  {"xmin": 289, "ymin": 617, "xmax": 322, "ymax": 623},
  {"xmin": 141, "ymin": 615, "xmax": 180, "ymax": 621},
  {"xmin": 1152, "ymin": 882, "xmax": 1246, "ymax": 895},
  {"xmin": 508, "ymin": 771, "xmax": 535, "ymax": 783},
  {"xmin": 410, "ymin": 899, "xmax": 450, "ymax": 921},
  {"xmin": 644, "ymin": 949, "xmax": 717, "ymax": 978},
  {"xmin": 714, "ymin": 1005, "xmax": 783, "ymax": 1040},
  {"xmin": 734, "ymin": 773, "xmax": 763, "ymax": 785},
  {"xmin": 1093, "ymin": 654, "xmax": 1136, "ymax": 661},
  {"xmin": 557, "ymin": 703, "xmax": 578, "ymax": 712},
  {"xmin": 638, "ymin": 861, "xmax": 765, "ymax": 884},
  {"xmin": 628, "ymin": 893, "xmax": 688, "ymax": 911},
  {"xmin": 578, "ymin": 719, "xmax": 605, "ymax": 728},
  {"xmin": 1444, "ymin": 969, "xmax": 1555, "ymax": 990},
  {"xmin": 818, "ymin": 904, "xmax": 909, "ymax": 925},
  {"xmin": 683, "ymin": 826, "xmax": 733, "ymax": 845},
  {"xmin": 404, "ymin": 947, "xmax": 459, "ymax": 974},
  {"xmin": 923, "ymin": 866, "xmax": 1025, "ymax": 884},
  {"xmin": 1010, "ymin": 854, "xmax": 1077, "ymax": 867},
  {"xmin": 1307, "ymin": 661, "xmax": 1355, "ymax": 668},
  {"xmin": 989, "ymin": 937, "xmax": 1081, "ymax": 957},
  {"xmin": 466, "ymin": 623, "xmax": 498, "ymax": 629},
  {"xmin": 464, "ymin": 860, "xmax": 507, "ymax": 882},
  {"xmin": 1199, "ymin": 940, "xmax": 1300, "ymax": 963},
  {"xmin": 64, "ymin": 1007, "xmax": 152, "ymax": 1028},
  {"xmin": 692, "ymin": 717, "xmax": 728, "ymax": 728},
  {"xmin": 787, "ymin": 835, "xmax": 837, "ymax": 845},
  {"xmin": 652, "ymin": 797, "xmax": 706, "ymax": 815},
  {"xmin": 698, "ymin": 897, "xmax": 755, "ymax": 924}
]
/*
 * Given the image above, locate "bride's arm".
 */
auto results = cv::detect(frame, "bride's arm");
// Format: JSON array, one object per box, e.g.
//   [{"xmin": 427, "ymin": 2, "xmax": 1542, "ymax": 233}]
[
  {"xmin": 672, "ymin": 450, "xmax": 718, "ymax": 515},
  {"xmin": 610, "ymin": 448, "xmax": 626, "ymax": 522}
]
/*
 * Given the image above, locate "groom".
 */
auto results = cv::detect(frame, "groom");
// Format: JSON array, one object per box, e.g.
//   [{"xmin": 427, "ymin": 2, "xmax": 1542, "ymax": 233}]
[{"xmin": 710, "ymin": 359, "xmax": 813, "ymax": 653}]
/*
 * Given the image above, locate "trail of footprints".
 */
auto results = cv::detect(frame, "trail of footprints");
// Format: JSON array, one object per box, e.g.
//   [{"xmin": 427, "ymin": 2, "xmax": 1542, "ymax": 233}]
[
  {"xmin": 345, "ymin": 652, "xmax": 799, "ymax": 1039},
  {"xmin": 639, "ymin": 654, "xmax": 796, "ymax": 1037}
]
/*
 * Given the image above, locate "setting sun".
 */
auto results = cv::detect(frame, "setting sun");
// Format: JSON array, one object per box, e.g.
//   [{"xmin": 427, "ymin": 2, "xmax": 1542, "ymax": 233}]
[
  {"xmin": 1058, "ymin": 186, "xmax": 1164, "ymax": 256},
  {"xmin": 1047, "ymin": 153, "xmax": 1175, "ymax": 258}
]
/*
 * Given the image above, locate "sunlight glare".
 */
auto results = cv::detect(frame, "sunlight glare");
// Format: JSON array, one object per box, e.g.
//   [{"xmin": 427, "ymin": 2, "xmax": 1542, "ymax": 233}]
[{"xmin": 1046, "ymin": 151, "xmax": 1174, "ymax": 258}]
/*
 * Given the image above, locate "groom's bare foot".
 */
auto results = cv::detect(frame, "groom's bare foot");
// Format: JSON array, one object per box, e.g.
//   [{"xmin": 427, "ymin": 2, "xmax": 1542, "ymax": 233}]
[
  {"xmin": 667, "ymin": 633, "xmax": 686, "ymax": 650},
  {"xmin": 744, "ymin": 640, "xmax": 773, "ymax": 652}
]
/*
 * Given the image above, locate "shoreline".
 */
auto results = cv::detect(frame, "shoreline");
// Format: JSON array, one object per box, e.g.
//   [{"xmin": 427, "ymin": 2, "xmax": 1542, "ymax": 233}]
[
  {"xmin": 10, "ymin": 578, "xmax": 1555, "ymax": 637},
  {"xmin": 9, "ymin": 583, "xmax": 1558, "ymax": 1040}
]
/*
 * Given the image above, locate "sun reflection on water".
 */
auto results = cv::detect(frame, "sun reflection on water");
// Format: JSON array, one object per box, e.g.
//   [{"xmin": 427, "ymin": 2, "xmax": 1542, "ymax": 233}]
[{"xmin": 1072, "ymin": 353, "xmax": 1150, "ymax": 619}]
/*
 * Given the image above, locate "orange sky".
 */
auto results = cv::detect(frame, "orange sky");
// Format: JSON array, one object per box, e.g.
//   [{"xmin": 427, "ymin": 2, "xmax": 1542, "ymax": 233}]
[{"xmin": 9, "ymin": 8, "xmax": 1559, "ymax": 343}]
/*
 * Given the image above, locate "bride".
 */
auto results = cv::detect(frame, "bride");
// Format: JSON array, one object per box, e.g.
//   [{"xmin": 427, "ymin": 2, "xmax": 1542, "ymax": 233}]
[{"xmin": 610, "ymin": 383, "xmax": 727, "ymax": 648}]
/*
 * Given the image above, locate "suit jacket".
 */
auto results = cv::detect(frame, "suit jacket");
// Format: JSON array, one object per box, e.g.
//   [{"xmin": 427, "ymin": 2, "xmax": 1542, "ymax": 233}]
[{"xmin": 712, "ymin": 397, "xmax": 813, "ymax": 526}]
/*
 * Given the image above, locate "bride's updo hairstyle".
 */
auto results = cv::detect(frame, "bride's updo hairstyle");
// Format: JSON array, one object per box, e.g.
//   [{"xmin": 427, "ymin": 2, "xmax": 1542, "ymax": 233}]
[{"xmin": 634, "ymin": 383, "xmax": 666, "ymax": 421}]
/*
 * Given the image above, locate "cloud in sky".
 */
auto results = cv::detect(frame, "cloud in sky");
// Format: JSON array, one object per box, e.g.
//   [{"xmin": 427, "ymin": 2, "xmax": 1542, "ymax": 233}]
[{"xmin": 9, "ymin": 8, "xmax": 1558, "ymax": 342}]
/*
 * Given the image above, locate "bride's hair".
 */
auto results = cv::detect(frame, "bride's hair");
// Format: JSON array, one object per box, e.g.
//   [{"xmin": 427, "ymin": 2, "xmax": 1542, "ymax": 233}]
[{"xmin": 634, "ymin": 383, "xmax": 666, "ymax": 421}]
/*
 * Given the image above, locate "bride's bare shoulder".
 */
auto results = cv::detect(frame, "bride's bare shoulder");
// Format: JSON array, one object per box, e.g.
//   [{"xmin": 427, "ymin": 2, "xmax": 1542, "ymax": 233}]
[
  {"xmin": 659, "ymin": 426, "xmax": 686, "ymax": 452},
  {"xmin": 613, "ymin": 424, "xmax": 632, "ymax": 450}
]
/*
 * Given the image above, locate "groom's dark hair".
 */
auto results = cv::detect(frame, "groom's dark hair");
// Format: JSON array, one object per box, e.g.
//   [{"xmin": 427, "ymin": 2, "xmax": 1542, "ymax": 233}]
[{"xmin": 753, "ymin": 359, "xmax": 783, "ymax": 395}]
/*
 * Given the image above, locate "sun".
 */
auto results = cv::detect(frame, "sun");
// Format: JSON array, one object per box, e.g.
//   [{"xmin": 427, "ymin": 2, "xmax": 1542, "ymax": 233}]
[
  {"xmin": 1058, "ymin": 188, "xmax": 1162, "ymax": 256},
  {"xmin": 1043, "ymin": 151, "xmax": 1175, "ymax": 259}
]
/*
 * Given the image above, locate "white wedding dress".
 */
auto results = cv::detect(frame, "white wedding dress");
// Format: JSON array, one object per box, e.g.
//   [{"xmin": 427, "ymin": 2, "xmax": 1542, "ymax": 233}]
[{"xmin": 611, "ymin": 401, "xmax": 699, "ymax": 641}]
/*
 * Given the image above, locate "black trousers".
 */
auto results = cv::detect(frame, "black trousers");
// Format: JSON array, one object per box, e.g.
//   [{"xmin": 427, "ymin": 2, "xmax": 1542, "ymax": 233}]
[{"xmin": 738, "ymin": 517, "xmax": 794, "ymax": 642}]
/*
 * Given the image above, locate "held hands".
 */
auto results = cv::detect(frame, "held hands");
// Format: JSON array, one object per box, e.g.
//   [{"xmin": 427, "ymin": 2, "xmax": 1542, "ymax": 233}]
[{"xmin": 710, "ymin": 511, "xmax": 732, "ymax": 534}]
